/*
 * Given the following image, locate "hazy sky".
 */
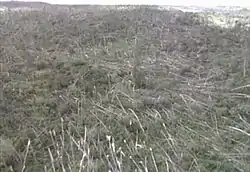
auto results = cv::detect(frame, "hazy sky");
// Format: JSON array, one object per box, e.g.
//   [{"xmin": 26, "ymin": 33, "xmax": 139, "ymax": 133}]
[{"xmin": 3, "ymin": 0, "xmax": 250, "ymax": 7}]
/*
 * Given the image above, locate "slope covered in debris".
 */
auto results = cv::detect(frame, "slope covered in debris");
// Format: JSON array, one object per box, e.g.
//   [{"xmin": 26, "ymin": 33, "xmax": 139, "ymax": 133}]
[{"xmin": 0, "ymin": 5, "xmax": 250, "ymax": 172}]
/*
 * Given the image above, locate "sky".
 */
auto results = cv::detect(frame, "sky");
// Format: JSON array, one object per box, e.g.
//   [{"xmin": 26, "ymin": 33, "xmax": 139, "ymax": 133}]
[{"xmin": 3, "ymin": 0, "xmax": 250, "ymax": 7}]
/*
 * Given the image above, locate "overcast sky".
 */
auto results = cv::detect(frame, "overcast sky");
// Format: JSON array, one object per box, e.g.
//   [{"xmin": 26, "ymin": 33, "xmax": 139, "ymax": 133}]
[{"xmin": 3, "ymin": 0, "xmax": 250, "ymax": 7}]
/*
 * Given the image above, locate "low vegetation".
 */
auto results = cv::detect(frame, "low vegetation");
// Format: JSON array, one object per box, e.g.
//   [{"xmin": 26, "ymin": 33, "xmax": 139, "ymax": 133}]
[{"xmin": 0, "ymin": 4, "xmax": 250, "ymax": 172}]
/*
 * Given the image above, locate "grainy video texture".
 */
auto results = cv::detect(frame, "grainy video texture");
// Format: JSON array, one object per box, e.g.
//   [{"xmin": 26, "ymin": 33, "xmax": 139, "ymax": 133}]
[{"xmin": 0, "ymin": 1, "xmax": 250, "ymax": 172}]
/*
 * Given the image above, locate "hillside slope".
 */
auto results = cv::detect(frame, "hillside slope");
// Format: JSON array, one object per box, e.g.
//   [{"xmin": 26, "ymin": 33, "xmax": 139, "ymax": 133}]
[{"xmin": 0, "ymin": 5, "xmax": 250, "ymax": 172}]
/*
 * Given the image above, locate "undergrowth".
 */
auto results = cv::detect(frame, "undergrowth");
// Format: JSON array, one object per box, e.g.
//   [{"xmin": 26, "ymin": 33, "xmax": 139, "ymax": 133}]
[{"xmin": 0, "ymin": 5, "xmax": 250, "ymax": 172}]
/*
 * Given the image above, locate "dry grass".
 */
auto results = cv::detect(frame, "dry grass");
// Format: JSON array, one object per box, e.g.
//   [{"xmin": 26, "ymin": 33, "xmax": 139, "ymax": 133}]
[{"xmin": 0, "ymin": 4, "xmax": 250, "ymax": 172}]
